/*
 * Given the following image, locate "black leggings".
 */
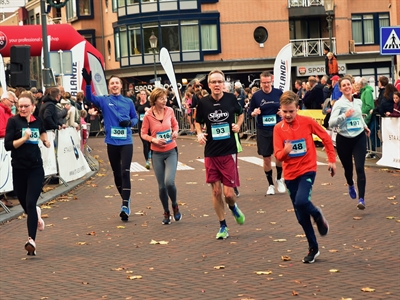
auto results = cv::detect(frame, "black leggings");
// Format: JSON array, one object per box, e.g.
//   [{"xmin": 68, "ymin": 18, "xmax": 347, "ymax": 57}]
[
  {"xmin": 336, "ymin": 132, "xmax": 367, "ymax": 199},
  {"xmin": 107, "ymin": 144, "xmax": 133, "ymax": 202},
  {"xmin": 13, "ymin": 167, "xmax": 44, "ymax": 241},
  {"xmin": 138, "ymin": 122, "xmax": 151, "ymax": 161}
]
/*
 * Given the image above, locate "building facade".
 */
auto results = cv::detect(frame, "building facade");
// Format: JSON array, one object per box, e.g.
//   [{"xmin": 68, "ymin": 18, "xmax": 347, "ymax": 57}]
[{"xmin": 3, "ymin": 0, "xmax": 400, "ymax": 91}]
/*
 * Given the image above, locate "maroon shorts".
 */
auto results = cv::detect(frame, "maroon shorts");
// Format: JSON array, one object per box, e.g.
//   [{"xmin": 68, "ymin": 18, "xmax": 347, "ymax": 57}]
[{"xmin": 204, "ymin": 154, "xmax": 240, "ymax": 187}]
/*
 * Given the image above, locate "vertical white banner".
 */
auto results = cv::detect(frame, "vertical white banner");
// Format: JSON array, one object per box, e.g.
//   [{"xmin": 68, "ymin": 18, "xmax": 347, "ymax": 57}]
[
  {"xmin": 159, "ymin": 47, "xmax": 182, "ymax": 110},
  {"xmin": 56, "ymin": 128, "xmax": 91, "ymax": 182},
  {"xmin": 0, "ymin": 138, "xmax": 13, "ymax": 193},
  {"xmin": 377, "ymin": 117, "xmax": 400, "ymax": 169},
  {"xmin": 39, "ymin": 130, "xmax": 58, "ymax": 176},
  {"xmin": 273, "ymin": 43, "xmax": 292, "ymax": 92},
  {"xmin": 87, "ymin": 52, "xmax": 107, "ymax": 96},
  {"xmin": 62, "ymin": 40, "xmax": 86, "ymax": 97}
]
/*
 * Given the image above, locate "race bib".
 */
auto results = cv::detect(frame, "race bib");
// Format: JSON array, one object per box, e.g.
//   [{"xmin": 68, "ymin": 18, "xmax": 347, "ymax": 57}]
[
  {"xmin": 211, "ymin": 123, "xmax": 230, "ymax": 140},
  {"xmin": 262, "ymin": 115, "xmax": 276, "ymax": 126},
  {"xmin": 346, "ymin": 118, "xmax": 362, "ymax": 131},
  {"xmin": 110, "ymin": 126, "xmax": 127, "ymax": 139},
  {"xmin": 156, "ymin": 129, "xmax": 172, "ymax": 144},
  {"xmin": 288, "ymin": 138, "xmax": 307, "ymax": 157},
  {"xmin": 139, "ymin": 113, "xmax": 145, "ymax": 121},
  {"xmin": 22, "ymin": 128, "xmax": 40, "ymax": 144}
]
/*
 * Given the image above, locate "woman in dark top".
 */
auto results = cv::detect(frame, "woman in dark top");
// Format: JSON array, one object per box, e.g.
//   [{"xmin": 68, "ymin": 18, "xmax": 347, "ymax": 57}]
[
  {"xmin": 5, "ymin": 92, "xmax": 51, "ymax": 255},
  {"xmin": 136, "ymin": 90, "xmax": 151, "ymax": 169}
]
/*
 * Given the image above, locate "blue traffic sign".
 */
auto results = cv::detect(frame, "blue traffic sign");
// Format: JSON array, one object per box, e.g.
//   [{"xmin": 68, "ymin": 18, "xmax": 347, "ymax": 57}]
[{"xmin": 380, "ymin": 26, "xmax": 400, "ymax": 55}]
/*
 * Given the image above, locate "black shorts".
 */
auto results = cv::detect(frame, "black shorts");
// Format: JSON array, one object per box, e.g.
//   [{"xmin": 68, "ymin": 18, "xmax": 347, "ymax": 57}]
[{"xmin": 256, "ymin": 129, "xmax": 274, "ymax": 157}]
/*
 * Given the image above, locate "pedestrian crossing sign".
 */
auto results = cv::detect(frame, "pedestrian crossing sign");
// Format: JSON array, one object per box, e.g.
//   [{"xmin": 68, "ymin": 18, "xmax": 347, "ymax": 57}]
[{"xmin": 380, "ymin": 27, "xmax": 400, "ymax": 55}]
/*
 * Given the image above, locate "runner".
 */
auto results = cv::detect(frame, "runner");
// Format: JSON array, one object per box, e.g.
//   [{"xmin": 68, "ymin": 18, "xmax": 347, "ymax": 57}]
[
  {"xmin": 249, "ymin": 71, "xmax": 285, "ymax": 195},
  {"xmin": 274, "ymin": 90, "xmax": 336, "ymax": 263},
  {"xmin": 135, "ymin": 90, "xmax": 151, "ymax": 169},
  {"xmin": 82, "ymin": 69, "xmax": 138, "ymax": 221},
  {"xmin": 4, "ymin": 92, "xmax": 51, "ymax": 255},
  {"xmin": 195, "ymin": 69, "xmax": 245, "ymax": 240}
]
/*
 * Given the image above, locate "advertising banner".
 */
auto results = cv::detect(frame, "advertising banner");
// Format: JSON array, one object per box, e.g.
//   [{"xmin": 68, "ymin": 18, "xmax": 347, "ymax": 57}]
[
  {"xmin": 377, "ymin": 117, "xmax": 400, "ymax": 169},
  {"xmin": 57, "ymin": 128, "xmax": 91, "ymax": 182},
  {"xmin": 62, "ymin": 41, "xmax": 85, "ymax": 97},
  {"xmin": 160, "ymin": 47, "xmax": 182, "ymax": 110},
  {"xmin": 273, "ymin": 43, "xmax": 292, "ymax": 92},
  {"xmin": 87, "ymin": 52, "xmax": 107, "ymax": 96},
  {"xmin": 0, "ymin": 138, "xmax": 13, "ymax": 193},
  {"xmin": 39, "ymin": 131, "xmax": 57, "ymax": 177},
  {"xmin": 0, "ymin": 54, "xmax": 6, "ymax": 92}
]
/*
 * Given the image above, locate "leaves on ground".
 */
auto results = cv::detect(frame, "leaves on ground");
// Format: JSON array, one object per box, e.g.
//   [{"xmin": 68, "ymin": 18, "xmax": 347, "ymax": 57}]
[
  {"xmin": 127, "ymin": 275, "xmax": 142, "ymax": 280},
  {"xmin": 386, "ymin": 216, "xmax": 396, "ymax": 220},
  {"xmin": 116, "ymin": 226, "xmax": 125, "ymax": 229},
  {"xmin": 273, "ymin": 239, "xmax": 287, "ymax": 242},
  {"xmin": 329, "ymin": 269, "xmax": 340, "ymax": 273},
  {"xmin": 387, "ymin": 196, "xmax": 396, "ymax": 200},
  {"xmin": 150, "ymin": 240, "xmax": 169, "ymax": 245},
  {"xmin": 254, "ymin": 271, "xmax": 272, "ymax": 275},
  {"xmin": 76, "ymin": 242, "xmax": 88, "ymax": 245},
  {"xmin": 281, "ymin": 255, "xmax": 291, "ymax": 261},
  {"xmin": 361, "ymin": 287, "xmax": 375, "ymax": 292},
  {"xmin": 213, "ymin": 266, "xmax": 225, "ymax": 269},
  {"xmin": 353, "ymin": 217, "xmax": 363, "ymax": 220}
]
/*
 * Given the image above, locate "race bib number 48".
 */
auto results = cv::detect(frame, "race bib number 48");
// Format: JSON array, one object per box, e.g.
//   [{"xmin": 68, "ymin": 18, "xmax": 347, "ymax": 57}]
[
  {"xmin": 288, "ymin": 138, "xmax": 307, "ymax": 157},
  {"xmin": 211, "ymin": 123, "xmax": 230, "ymax": 140},
  {"xmin": 111, "ymin": 126, "xmax": 127, "ymax": 139},
  {"xmin": 22, "ymin": 128, "xmax": 40, "ymax": 144}
]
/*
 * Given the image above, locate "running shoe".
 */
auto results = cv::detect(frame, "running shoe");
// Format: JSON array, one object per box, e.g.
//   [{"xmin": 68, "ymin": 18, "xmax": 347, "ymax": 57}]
[
  {"xmin": 25, "ymin": 237, "xmax": 36, "ymax": 256},
  {"xmin": 234, "ymin": 187, "xmax": 240, "ymax": 197},
  {"xmin": 162, "ymin": 212, "xmax": 171, "ymax": 225},
  {"xmin": 145, "ymin": 161, "xmax": 150, "ymax": 169},
  {"xmin": 36, "ymin": 206, "xmax": 45, "ymax": 231},
  {"xmin": 266, "ymin": 185, "xmax": 275, "ymax": 195},
  {"xmin": 120, "ymin": 200, "xmax": 131, "ymax": 221},
  {"xmin": 302, "ymin": 248, "xmax": 320, "ymax": 263},
  {"xmin": 172, "ymin": 205, "xmax": 182, "ymax": 221},
  {"xmin": 276, "ymin": 178, "xmax": 286, "ymax": 193},
  {"xmin": 348, "ymin": 185, "xmax": 357, "ymax": 199},
  {"xmin": 357, "ymin": 198, "xmax": 366, "ymax": 210},
  {"xmin": 315, "ymin": 207, "xmax": 329, "ymax": 236},
  {"xmin": 216, "ymin": 226, "xmax": 229, "ymax": 239},
  {"xmin": 230, "ymin": 203, "xmax": 245, "ymax": 225}
]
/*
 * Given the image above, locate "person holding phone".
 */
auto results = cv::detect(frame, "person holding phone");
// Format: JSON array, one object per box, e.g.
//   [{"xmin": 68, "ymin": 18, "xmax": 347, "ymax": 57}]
[{"xmin": 274, "ymin": 91, "xmax": 336, "ymax": 264}]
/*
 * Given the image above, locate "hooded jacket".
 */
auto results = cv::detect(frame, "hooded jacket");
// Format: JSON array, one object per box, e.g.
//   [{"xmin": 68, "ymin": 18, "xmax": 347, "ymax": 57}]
[
  {"xmin": 360, "ymin": 85, "xmax": 374, "ymax": 125},
  {"xmin": 39, "ymin": 95, "xmax": 63, "ymax": 130}
]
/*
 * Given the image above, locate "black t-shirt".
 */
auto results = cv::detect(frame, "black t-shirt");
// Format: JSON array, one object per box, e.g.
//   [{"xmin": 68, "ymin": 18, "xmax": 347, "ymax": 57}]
[
  {"xmin": 4, "ymin": 114, "xmax": 46, "ymax": 169},
  {"xmin": 196, "ymin": 93, "xmax": 243, "ymax": 157}
]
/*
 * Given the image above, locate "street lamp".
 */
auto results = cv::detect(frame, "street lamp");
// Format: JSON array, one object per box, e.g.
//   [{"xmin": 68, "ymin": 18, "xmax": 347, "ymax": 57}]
[
  {"xmin": 324, "ymin": 0, "xmax": 335, "ymax": 53},
  {"xmin": 149, "ymin": 31, "xmax": 158, "ymax": 84}
]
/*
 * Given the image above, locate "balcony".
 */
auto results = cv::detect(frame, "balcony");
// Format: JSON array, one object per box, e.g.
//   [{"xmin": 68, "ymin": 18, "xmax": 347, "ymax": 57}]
[
  {"xmin": 290, "ymin": 37, "xmax": 335, "ymax": 57},
  {"xmin": 288, "ymin": 0, "xmax": 325, "ymax": 17}
]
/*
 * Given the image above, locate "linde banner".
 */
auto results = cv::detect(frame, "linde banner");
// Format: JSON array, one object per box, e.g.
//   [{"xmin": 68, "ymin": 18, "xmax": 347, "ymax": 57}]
[
  {"xmin": 88, "ymin": 52, "xmax": 107, "ymax": 96},
  {"xmin": 62, "ymin": 41, "xmax": 86, "ymax": 97},
  {"xmin": 160, "ymin": 47, "xmax": 182, "ymax": 110},
  {"xmin": 273, "ymin": 43, "xmax": 292, "ymax": 92},
  {"xmin": 377, "ymin": 117, "xmax": 400, "ymax": 169},
  {"xmin": 0, "ymin": 138, "xmax": 13, "ymax": 193},
  {"xmin": 39, "ymin": 131, "xmax": 57, "ymax": 177},
  {"xmin": 0, "ymin": 0, "xmax": 26, "ymax": 13},
  {"xmin": 57, "ymin": 128, "xmax": 91, "ymax": 182}
]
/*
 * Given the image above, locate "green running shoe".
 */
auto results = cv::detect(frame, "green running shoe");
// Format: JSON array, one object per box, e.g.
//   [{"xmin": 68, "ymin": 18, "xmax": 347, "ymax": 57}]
[
  {"xmin": 230, "ymin": 203, "xmax": 245, "ymax": 225},
  {"xmin": 216, "ymin": 226, "xmax": 229, "ymax": 239}
]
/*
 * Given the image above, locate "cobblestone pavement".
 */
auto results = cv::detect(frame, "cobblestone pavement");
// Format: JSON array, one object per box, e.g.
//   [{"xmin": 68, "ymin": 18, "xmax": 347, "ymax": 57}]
[{"xmin": 0, "ymin": 135, "xmax": 399, "ymax": 300}]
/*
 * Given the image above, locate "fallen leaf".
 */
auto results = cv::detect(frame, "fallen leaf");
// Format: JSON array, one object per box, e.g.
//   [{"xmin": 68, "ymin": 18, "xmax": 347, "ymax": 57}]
[
  {"xmin": 150, "ymin": 240, "xmax": 169, "ymax": 245},
  {"xmin": 135, "ymin": 211, "xmax": 145, "ymax": 215},
  {"xmin": 116, "ymin": 226, "xmax": 125, "ymax": 229},
  {"xmin": 353, "ymin": 217, "xmax": 363, "ymax": 220},
  {"xmin": 63, "ymin": 217, "xmax": 70, "ymax": 220},
  {"xmin": 77, "ymin": 242, "xmax": 87, "ymax": 245},
  {"xmin": 295, "ymin": 234, "xmax": 305, "ymax": 237},
  {"xmin": 111, "ymin": 267, "xmax": 125, "ymax": 271},
  {"xmin": 127, "ymin": 275, "xmax": 142, "ymax": 280},
  {"xmin": 257, "ymin": 210, "xmax": 266, "ymax": 214},
  {"xmin": 292, "ymin": 290, "xmax": 299, "ymax": 296},
  {"xmin": 178, "ymin": 202, "xmax": 186, "ymax": 206},
  {"xmin": 273, "ymin": 239, "xmax": 287, "ymax": 242},
  {"xmin": 91, "ymin": 184, "xmax": 98, "ymax": 187},
  {"xmin": 286, "ymin": 209, "xmax": 294, "ymax": 212},
  {"xmin": 329, "ymin": 269, "xmax": 340, "ymax": 273},
  {"xmin": 105, "ymin": 185, "xmax": 114, "ymax": 189},
  {"xmin": 87, "ymin": 231, "xmax": 96, "ymax": 236},
  {"xmin": 270, "ymin": 222, "xmax": 276, "ymax": 225},
  {"xmin": 255, "ymin": 271, "xmax": 272, "ymax": 275},
  {"xmin": 214, "ymin": 266, "xmax": 225, "ymax": 269},
  {"xmin": 329, "ymin": 249, "xmax": 339, "ymax": 253},
  {"xmin": 96, "ymin": 173, "xmax": 106, "ymax": 177},
  {"xmin": 387, "ymin": 196, "xmax": 396, "ymax": 200},
  {"xmin": 321, "ymin": 183, "xmax": 331, "ymax": 185},
  {"xmin": 126, "ymin": 271, "xmax": 134, "ymax": 274},
  {"xmin": 386, "ymin": 216, "xmax": 396, "ymax": 220},
  {"xmin": 186, "ymin": 182, "xmax": 198, "ymax": 184},
  {"xmin": 341, "ymin": 298, "xmax": 352, "ymax": 300},
  {"xmin": 41, "ymin": 214, "xmax": 49, "ymax": 218},
  {"xmin": 361, "ymin": 287, "xmax": 375, "ymax": 292},
  {"xmin": 82, "ymin": 282, "xmax": 89, "ymax": 285},
  {"xmin": 281, "ymin": 255, "xmax": 291, "ymax": 261},
  {"xmin": 104, "ymin": 195, "xmax": 113, "ymax": 198}
]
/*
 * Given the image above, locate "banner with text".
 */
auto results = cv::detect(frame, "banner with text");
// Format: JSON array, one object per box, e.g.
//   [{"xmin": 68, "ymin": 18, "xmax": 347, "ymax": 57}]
[
  {"xmin": 39, "ymin": 130, "xmax": 58, "ymax": 177},
  {"xmin": 377, "ymin": 117, "xmax": 400, "ymax": 169},
  {"xmin": 57, "ymin": 128, "xmax": 91, "ymax": 182},
  {"xmin": 62, "ymin": 41, "xmax": 85, "ymax": 97},
  {"xmin": 0, "ymin": 138, "xmax": 13, "ymax": 193},
  {"xmin": 273, "ymin": 43, "xmax": 292, "ymax": 92}
]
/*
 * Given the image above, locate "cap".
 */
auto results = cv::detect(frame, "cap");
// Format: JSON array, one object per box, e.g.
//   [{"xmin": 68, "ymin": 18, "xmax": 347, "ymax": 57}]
[
  {"xmin": 331, "ymin": 75, "xmax": 340, "ymax": 81},
  {"xmin": 60, "ymin": 99, "xmax": 71, "ymax": 105}
]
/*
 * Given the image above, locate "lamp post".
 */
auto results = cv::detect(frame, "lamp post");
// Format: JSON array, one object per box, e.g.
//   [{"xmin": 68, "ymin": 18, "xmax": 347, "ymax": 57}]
[
  {"xmin": 324, "ymin": 0, "xmax": 335, "ymax": 53},
  {"xmin": 149, "ymin": 31, "xmax": 158, "ymax": 84}
]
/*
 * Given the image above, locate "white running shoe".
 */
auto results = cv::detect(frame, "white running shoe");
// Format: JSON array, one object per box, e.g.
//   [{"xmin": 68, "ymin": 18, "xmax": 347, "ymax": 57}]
[
  {"xmin": 276, "ymin": 178, "xmax": 286, "ymax": 193},
  {"xmin": 36, "ymin": 206, "xmax": 45, "ymax": 231},
  {"xmin": 266, "ymin": 185, "xmax": 275, "ymax": 195}
]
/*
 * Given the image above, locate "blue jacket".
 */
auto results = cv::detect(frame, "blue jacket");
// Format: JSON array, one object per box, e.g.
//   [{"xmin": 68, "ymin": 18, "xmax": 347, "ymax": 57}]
[{"xmin": 85, "ymin": 86, "xmax": 138, "ymax": 146}]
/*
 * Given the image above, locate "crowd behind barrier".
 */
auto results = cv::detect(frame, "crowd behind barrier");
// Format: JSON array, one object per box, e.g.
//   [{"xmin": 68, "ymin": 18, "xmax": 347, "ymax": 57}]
[{"xmin": 0, "ymin": 127, "xmax": 93, "ymax": 213}]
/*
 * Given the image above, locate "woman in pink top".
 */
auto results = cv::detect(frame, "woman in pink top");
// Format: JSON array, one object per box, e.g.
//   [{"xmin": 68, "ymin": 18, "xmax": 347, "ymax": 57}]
[{"xmin": 141, "ymin": 88, "xmax": 181, "ymax": 225}]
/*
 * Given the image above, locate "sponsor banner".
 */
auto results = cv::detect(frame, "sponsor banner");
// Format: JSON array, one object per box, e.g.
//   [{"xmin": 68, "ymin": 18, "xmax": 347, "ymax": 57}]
[
  {"xmin": 0, "ymin": 138, "xmax": 13, "ymax": 193},
  {"xmin": 62, "ymin": 41, "xmax": 86, "ymax": 97},
  {"xmin": 0, "ymin": 54, "xmax": 6, "ymax": 92},
  {"xmin": 39, "ymin": 131, "xmax": 57, "ymax": 176},
  {"xmin": 297, "ymin": 110, "xmax": 325, "ymax": 142},
  {"xmin": 160, "ymin": 47, "xmax": 182, "ymax": 110},
  {"xmin": 273, "ymin": 43, "xmax": 292, "ymax": 92},
  {"xmin": 87, "ymin": 52, "xmax": 107, "ymax": 96},
  {"xmin": 57, "ymin": 128, "xmax": 91, "ymax": 182},
  {"xmin": 297, "ymin": 64, "xmax": 346, "ymax": 77},
  {"xmin": 377, "ymin": 117, "xmax": 400, "ymax": 169}
]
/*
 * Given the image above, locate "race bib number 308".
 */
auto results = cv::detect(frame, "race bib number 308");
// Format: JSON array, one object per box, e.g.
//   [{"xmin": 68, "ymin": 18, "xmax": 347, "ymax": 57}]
[{"xmin": 111, "ymin": 126, "xmax": 127, "ymax": 140}]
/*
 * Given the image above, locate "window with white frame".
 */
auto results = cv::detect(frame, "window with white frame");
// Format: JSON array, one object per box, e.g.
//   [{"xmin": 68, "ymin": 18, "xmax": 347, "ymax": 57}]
[
  {"xmin": 161, "ymin": 21, "xmax": 180, "ymax": 52},
  {"xmin": 66, "ymin": 0, "xmax": 78, "ymax": 21},
  {"xmin": 181, "ymin": 20, "xmax": 199, "ymax": 51},
  {"xmin": 201, "ymin": 24, "xmax": 217, "ymax": 50},
  {"xmin": 142, "ymin": 23, "xmax": 159, "ymax": 54},
  {"xmin": 129, "ymin": 25, "xmax": 142, "ymax": 56},
  {"xmin": 351, "ymin": 13, "xmax": 389, "ymax": 45}
]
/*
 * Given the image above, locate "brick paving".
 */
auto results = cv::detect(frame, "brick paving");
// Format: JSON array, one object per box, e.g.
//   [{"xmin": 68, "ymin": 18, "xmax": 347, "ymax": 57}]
[{"xmin": 0, "ymin": 135, "xmax": 399, "ymax": 300}]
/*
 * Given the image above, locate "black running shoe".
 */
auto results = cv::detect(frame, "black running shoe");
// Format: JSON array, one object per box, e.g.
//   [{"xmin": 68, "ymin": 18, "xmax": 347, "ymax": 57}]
[
  {"xmin": 315, "ymin": 207, "xmax": 329, "ymax": 236},
  {"xmin": 162, "ymin": 212, "xmax": 171, "ymax": 225},
  {"xmin": 302, "ymin": 248, "xmax": 320, "ymax": 263}
]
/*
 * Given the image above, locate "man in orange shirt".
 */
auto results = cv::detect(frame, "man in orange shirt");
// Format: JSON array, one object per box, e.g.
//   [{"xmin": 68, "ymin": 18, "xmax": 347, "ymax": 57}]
[{"xmin": 274, "ymin": 91, "xmax": 336, "ymax": 263}]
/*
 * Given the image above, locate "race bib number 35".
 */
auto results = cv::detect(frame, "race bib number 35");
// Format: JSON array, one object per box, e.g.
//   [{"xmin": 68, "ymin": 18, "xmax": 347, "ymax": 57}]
[
  {"xmin": 288, "ymin": 138, "xmax": 307, "ymax": 157},
  {"xmin": 111, "ymin": 126, "xmax": 127, "ymax": 140},
  {"xmin": 211, "ymin": 123, "xmax": 230, "ymax": 140},
  {"xmin": 156, "ymin": 129, "xmax": 172, "ymax": 144},
  {"xmin": 22, "ymin": 128, "xmax": 40, "ymax": 144},
  {"xmin": 346, "ymin": 118, "xmax": 362, "ymax": 131}
]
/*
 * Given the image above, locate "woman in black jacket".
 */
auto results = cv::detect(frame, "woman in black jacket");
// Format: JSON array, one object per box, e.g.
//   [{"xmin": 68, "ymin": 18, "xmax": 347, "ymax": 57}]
[{"xmin": 5, "ymin": 92, "xmax": 51, "ymax": 255}]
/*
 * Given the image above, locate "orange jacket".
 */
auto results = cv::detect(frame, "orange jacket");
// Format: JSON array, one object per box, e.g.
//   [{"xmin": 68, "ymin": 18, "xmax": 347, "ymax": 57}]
[{"xmin": 328, "ymin": 57, "xmax": 339, "ymax": 75}]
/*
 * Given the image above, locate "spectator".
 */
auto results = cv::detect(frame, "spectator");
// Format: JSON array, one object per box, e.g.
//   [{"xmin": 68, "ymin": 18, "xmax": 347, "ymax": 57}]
[
  {"xmin": 61, "ymin": 99, "xmax": 79, "ymax": 129},
  {"xmin": 379, "ymin": 84, "xmax": 397, "ymax": 117},
  {"xmin": 385, "ymin": 91, "xmax": 400, "ymax": 117},
  {"xmin": 38, "ymin": 87, "xmax": 67, "ymax": 131},
  {"xmin": 234, "ymin": 81, "xmax": 245, "ymax": 108},
  {"xmin": 394, "ymin": 71, "xmax": 400, "ymax": 92},
  {"xmin": 303, "ymin": 76, "xmax": 325, "ymax": 109},
  {"xmin": 327, "ymin": 52, "xmax": 339, "ymax": 76},
  {"xmin": 80, "ymin": 110, "xmax": 89, "ymax": 147},
  {"xmin": 358, "ymin": 78, "xmax": 374, "ymax": 126}
]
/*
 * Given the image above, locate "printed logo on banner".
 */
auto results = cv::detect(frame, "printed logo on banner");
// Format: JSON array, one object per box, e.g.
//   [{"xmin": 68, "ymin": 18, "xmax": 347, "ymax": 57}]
[
  {"xmin": 0, "ymin": 31, "xmax": 7, "ymax": 51},
  {"xmin": 0, "ymin": 139, "xmax": 13, "ymax": 193}
]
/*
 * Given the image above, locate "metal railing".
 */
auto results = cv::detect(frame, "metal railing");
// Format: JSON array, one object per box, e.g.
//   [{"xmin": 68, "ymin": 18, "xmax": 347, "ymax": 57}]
[
  {"xmin": 288, "ymin": 0, "xmax": 323, "ymax": 8},
  {"xmin": 290, "ymin": 38, "xmax": 335, "ymax": 57}
]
